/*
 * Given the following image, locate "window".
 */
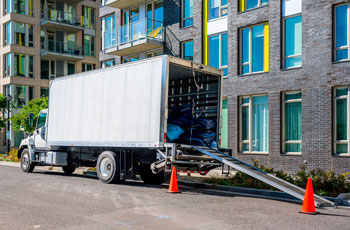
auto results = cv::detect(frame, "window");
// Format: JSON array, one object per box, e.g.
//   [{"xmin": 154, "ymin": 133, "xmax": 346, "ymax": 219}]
[
  {"xmin": 240, "ymin": 23, "xmax": 269, "ymax": 75},
  {"xmin": 4, "ymin": 53, "xmax": 33, "ymax": 78},
  {"xmin": 5, "ymin": 0, "xmax": 34, "ymax": 16},
  {"xmin": 221, "ymin": 98, "xmax": 228, "ymax": 148},
  {"xmin": 146, "ymin": 50, "xmax": 163, "ymax": 58},
  {"xmin": 147, "ymin": 0, "xmax": 163, "ymax": 35},
  {"xmin": 83, "ymin": 6, "xmax": 95, "ymax": 29},
  {"xmin": 82, "ymin": 63, "xmax": 94, "ymax": 72},
  {"xmin": 209, "ymin": 33, "xmax": 228, "ymax": 76},
  {"xmin": 37, "ymin": 113, "xmax": 47, "ymax": 129},
  {"xmin": 335, "ymin": 4, "xmax": 350, "ymax": 62},
  {"xmin": 122, "ymin": 56, "xmax": 139, "ymax": 63},
  {"xmin": 40, "ymin": 59, "xmax": 55, "ymax": 79},
  {"xmin": 68, "ymin": 63, "xmax": 75, "ymax": 75},
  {"xmin": 182, "ymin": 0, "xmax": 193, "ymax": 27},
  {"xmin": 282, "ymin": 0, "xmax": 302, "ymax": 68},
  {"xmin": 181, "ymin": 40, "xmax": 193, "ymax": 61},
  {"xmin": 282, "ymin": 92, "xmax": 302, "ymax": 154},
  {"xmin": 240, "ymin": 95, "xmax": 269, "ymax": 153},
  {"xmin": 84, "ymin": 35, "xmax": 95, "ymax": 57},
  {"xmin": 4, "ymin": 22, "xmax": 34, "ymax": 47},
  {"xmin": 209, "ymin": 0, "xmax": 228, "ymax": 20},
  {"xmin": 41, "ymin": 88, "xmax": 49, "ymax": 97},
  {"xmin": 104, "ymin": 14, "xmax": 116, "ymax": 49},
  {"xmin": 334, "ymin": 87, "xmax": 350, "ymax": 154},
  {"xmin": 102, "ymin": 59, "xmax": 116, "ymax": 68},
  {"xmin": 5, "ymin": 84, "xmax": 34, "ymax": 108},
  {"xmin": 239, "ymin": 0, "xmax": 268, "ymax": 12}
]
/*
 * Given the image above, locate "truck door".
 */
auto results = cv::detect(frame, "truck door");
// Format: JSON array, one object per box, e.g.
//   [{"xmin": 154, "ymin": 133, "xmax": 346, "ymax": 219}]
[{"xmin": 34, "ymin": 112, "xmax": 48, "ymax": 149}]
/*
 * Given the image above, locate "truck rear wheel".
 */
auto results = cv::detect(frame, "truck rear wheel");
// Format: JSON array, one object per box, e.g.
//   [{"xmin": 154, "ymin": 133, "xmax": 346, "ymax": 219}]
[
  {"xmin": 139, "ymin": 164, "xmax": 165, "ymax": 185},
  {"xmin": 20, "ymin": 149, "xmax": 35, "ymax": 173},
  {"xmin": 96, "ymin": 151, "xmax": 121, "ymax": 184},
  {"xmin": 62, "ymin": 165, "xmax": 76, "ymax": 175}
]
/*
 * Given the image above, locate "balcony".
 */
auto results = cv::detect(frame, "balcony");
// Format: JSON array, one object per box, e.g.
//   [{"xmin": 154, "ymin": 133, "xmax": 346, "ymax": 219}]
[
  {"xmin": 104, "ymin": 0, "xmax": 145, "ymax": 9},
  {"xmin": 41, "ymin": 9, "xmax": 84, "ymax": 32},
  {"xmin": 41, "ymin": 40, "xmax": 84, "ymax": 61},
  {"xmin": 104, "ymin": 18, "xmax": 164, "ymax": 56}
]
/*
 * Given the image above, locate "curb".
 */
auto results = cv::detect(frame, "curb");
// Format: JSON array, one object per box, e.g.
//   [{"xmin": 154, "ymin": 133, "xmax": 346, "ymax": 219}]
[{"xmin": 0, "ymin": 161, "xmax": 20, "ymax": 167}]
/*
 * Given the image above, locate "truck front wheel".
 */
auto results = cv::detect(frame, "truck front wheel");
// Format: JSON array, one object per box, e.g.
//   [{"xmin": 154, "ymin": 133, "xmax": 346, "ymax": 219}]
[
  {"xmin": 20, "ymin": 149, "xmax": 35, "ymax": 173},
  {"xmin": 139, "ymin": 164, "xmax": 165, "ymax": 185},
  {"xmin": 96, "ymin": 151, "xmax": 121, "ymax": 184}
]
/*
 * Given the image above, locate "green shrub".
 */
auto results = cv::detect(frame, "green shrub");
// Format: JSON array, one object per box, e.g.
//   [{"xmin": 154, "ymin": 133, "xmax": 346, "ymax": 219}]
[{"xmin": 203, "ymin": 160, "xmax": 350, "ymax": 197}]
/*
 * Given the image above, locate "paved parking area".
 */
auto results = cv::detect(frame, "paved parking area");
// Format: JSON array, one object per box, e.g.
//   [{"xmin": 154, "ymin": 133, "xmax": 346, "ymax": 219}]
[{"xmin": 0, "ymin": 165, "xmax": 349, "ymax": 230}]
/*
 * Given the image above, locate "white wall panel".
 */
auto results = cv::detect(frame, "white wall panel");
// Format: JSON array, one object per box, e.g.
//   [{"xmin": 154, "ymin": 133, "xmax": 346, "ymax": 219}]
[
  {"xmin": 282, "ymin": 0, "xmax": 302, "ymax": 17},
  {"xmin": 207, "ymin": 17, "xmax": 228, "ymax": 35}
]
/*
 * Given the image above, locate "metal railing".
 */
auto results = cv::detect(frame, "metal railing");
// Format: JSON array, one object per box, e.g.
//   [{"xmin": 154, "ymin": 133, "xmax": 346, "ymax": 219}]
[
  {"xmin": 41, "ymin": 9, "xmax": 84, "ymax": 27},
  {"xmin": 41, "ymin": 40, "xmax": 83, "ymax": 57},
  {"xmin": 104, "ymin": 18, "xmax": 164, "ymax": 50}
]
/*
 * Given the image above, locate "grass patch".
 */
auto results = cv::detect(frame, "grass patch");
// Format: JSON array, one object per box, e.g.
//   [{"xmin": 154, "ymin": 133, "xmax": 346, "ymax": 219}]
[{"xmin": 203, "ymin": 161, "xmax": 350, "ymax": 197}]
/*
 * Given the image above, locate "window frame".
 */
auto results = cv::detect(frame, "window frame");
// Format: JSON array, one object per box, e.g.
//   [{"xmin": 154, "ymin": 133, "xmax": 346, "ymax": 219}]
[
  {"xmin": 282, "ymin": 91, "xmax": 302, "ymax": 155},
  {"xmin": 334, "ymin": 87, "xmax": 350, "ymax": 156},
  {"xmin": 181, "ymin": 40, "xmax": 194, "ymax": 61},
  {"xmin": 239, "ymin": 22, "xmax": 267, "ymax": 75},
  {"xmin": 241, "ymin": 0, "xmax": 268, "ymax": 12},
  {"xmin": 181, "ymin": 0, "xmax": 193, "ymax": 28},
  {"xmin": 282, "ymin": 14, "xmax": 302, "ymax": 69},
  {"xmin": 208, "ymin": 32, "xmax": 228, "ymax": 77},
  {"xmin": 334, "ymin": 3, "xmax": 350, "ymax": 62},
  {"xmin": 208, "ymin": 0, "xmax": 228, "ymax": 21},
  {"xmin": 239, "ymin": 94, "xmax": 269, "ymax": 154}
]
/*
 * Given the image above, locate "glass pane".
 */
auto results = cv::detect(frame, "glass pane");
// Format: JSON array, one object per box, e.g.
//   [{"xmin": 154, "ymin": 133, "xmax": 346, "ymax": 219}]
[
  {"xmin": 336, "ymin": 99, "xmax": 347, "ymax": 140},
  {"xmin": 336, "ymin": 5, "xmax": 348, "ymax": 48},
  {"xmin": 241, "ymin": 28, "xmax": 250, "ymax": 64},
  {"xmin": 41, "ymin": 60, "xmax": 49, "ymax": 79},
  {"xmin": 261, "ymin": 0, "xmax": 268, "ymax": 6},
  {"xmin": 183, "ymin": 0, "xmax": 193, "ymax": 18},
  {"xmin": 242, "ymin": 143, "xmax": 249, "ymax": 152},
  {"xmin": 154, "ymin": 1, "xmax": 164, "ymax": 22},
  {"xmin": 285, "ymin": 16, "xmax": 302, "ymax": 57},
  {"xmin": 221, "ymin": 33, "xmax": 228, "ymax": 67},
  {"xmin": 242, "ymin": 97, "xmax": 250, "ymax": 104},
  {"xmin": 285, "ymin": 57, "xmax": 302, "ymax": 68},
  {"xmin": 252, "ymin": 95, "xmax": 268, "ymax": 152},
  {"xmin": 182, "ymin": 40, "xmax": 193, "ymax": 61},
  {"xmin": 336, "ymin": 88, "xmax": 348, "ymax": 97},
  {"xmin": 284, "ymin": 102, "xmax": 301, "ymax": 141},
  {"xmin": 336, "ymin": 49, "xmax": 349, "ymax": 61},
  {"xmin": 284, "ymin": 92, "xmax": 301, "ymax": 100},
  {"xmin": 221, "ymin": 7, "xmax": 228, "ymax": 17},
  {"xmin": 242, "ymin": 106, "xmax": 249, "ymax": 141},
  {"xmin": 285, "ymin": 143, "xmax": 301, "ymax": 153},
  {"xmin": 209, "ymin": 0, "xmax": 220, "ymax": 20},
  {"xmin": 221, "ymin": 98, "xmax": 228, "ymax": 148},
  {"xmin": 221, "ymin": 0, "xmax": 228, "ymax": 6},
  {"xmin": 184, "ymin": 18, "xmax": 193, "ymax": 27},
  {"xmin": 209, "ymin": 35, "xmax": 220, "ymax": 68},
  {"xmin": 247, "ymin": 0, "xmax": 259, "ymax": 10},
  {"xmin": 223, "ymin": 68, "xmax": 228, "ymax": 76},
  {"xmin": 242, "ymin": 65, "xmax": 249, "ymax": 74},
  {"xmin": 336, "ymin": 144, "xmax": 348, "ymax": 154},
  {"xmin": 252, "ymin": 25, "xmax": 264, "ymax": 73}
]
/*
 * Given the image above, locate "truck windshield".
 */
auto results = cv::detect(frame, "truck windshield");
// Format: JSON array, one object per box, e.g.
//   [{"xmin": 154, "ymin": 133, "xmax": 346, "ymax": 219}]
[{"xmin": 37, "ymin": 113, "xmax": 47, "ymax": 129}]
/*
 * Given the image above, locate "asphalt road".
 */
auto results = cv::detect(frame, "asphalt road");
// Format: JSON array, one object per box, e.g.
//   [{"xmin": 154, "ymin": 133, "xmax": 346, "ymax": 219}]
[{"xmin": 0, "ymin": 165, "xmax": 350, "ymax": 230}]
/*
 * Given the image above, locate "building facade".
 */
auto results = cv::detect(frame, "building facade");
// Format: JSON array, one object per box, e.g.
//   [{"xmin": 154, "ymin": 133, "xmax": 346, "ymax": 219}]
[
  {"xmin": 101, "ymin": 0, "xmax": 350, "ymax": 174},
  {"xmin": 1, "ymin": 0, "xmax": 101, "ymax": 148}
]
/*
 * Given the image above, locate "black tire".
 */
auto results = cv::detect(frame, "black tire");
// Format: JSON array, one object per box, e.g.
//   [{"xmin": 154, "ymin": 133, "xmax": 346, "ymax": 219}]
[
  {"xmin": 20, "ymin": 148, "xmax": 35, "ymax": 173},
  {"xmin": 139, "ymin": 164, "xmax": 165, "ymax": 185},
  {"xmin": 62, "ymin": 165, "xmax": 76, "ymax": 175},
  {"xmin": 96, "ymin": 151, "xmax": 121, "ymax": 184}
]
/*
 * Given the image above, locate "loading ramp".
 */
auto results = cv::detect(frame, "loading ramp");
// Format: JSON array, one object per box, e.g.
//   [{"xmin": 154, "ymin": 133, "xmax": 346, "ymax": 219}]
[{"xmin": 191, "ymin": 146, "xmax": 336, "ymax": 208}]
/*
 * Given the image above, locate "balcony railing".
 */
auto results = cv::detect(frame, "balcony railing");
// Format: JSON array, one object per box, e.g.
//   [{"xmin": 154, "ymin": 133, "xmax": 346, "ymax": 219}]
[
  {"xmin": 41, "ymin": 40, "xmax": 83, "ymax": 58},
  {"xmin": 104, "ymin": 18, "xmax": 163, "ymax": 50},
  {"xmin": 103, "ymin": 0, "xmax": 146, "ymax": 9},
  {"xmin": 41, "ymin": 9, "xmax": 84, "ymax": 27}
]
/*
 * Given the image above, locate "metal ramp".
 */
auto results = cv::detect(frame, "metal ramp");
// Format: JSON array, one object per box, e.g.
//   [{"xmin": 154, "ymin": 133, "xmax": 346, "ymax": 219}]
[{"xmin": 192, "ymin": 146, "xmax": 337, "ymax": 208}]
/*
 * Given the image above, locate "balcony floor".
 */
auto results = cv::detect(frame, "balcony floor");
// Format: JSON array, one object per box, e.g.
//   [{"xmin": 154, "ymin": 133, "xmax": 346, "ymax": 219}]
[
  {"xmin": 105, "ymin": 39, "xmax": 163, "ymax": 56},
  {"xmin": 41, "ymin": 21, "xmax": 84, "ymax": 33},
  {"xmin": 105, "ymin": 0, "xmax": 146, "ymax": 9}
]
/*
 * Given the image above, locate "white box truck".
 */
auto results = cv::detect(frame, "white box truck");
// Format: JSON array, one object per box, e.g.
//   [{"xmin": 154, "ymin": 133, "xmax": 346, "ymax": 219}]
[{"xmin": 18, "ymin": 56, "xmax": 224, "ymax": 184}]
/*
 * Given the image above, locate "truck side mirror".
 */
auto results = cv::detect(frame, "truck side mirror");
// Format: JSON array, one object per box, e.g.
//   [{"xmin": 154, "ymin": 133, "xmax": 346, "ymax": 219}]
[{"xmin": 29, "ymin": 113, "xmax": 34, "ymax": 127}]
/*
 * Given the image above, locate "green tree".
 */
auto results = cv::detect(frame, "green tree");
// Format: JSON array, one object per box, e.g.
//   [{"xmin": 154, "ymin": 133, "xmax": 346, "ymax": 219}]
[
  {"xmin": 0, "ymin": 94, "xmax": 12, "ymax": 129},
  {"xmin": 11, "ymin": 97, "xmax": 48, "ymax": 133}
]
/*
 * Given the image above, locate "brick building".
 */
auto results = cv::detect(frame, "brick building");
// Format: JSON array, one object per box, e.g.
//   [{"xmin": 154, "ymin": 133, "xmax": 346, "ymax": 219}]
[{"xmin": 100, "ymin": 0, "xmax": 350, "ymax": 174}]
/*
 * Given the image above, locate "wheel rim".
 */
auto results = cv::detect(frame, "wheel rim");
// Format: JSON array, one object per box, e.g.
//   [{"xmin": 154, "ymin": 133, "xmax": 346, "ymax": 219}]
[
  {"xmin": 100, "ymin": 157, "xmax": 113, "ymax": 178},
  {"xmin": 21, "ymin": 153, "xmax": 29, "ymax": 170}
]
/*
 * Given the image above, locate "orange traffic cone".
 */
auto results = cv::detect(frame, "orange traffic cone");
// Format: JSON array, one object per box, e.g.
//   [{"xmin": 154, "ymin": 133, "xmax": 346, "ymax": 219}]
[
  {"xmin": 167, "ymin": 166, "xmax": 180, "ymax": 193},
  {"xmin": 299, "ymin": 178, "xmax": 317, "ymax": 215}
]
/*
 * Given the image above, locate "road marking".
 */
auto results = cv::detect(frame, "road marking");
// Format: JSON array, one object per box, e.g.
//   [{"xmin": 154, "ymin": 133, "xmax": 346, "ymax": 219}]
[
  {"xmin": 115, "ymin": 220, "xmax": 131, "ymax": 227},
  {"xmin": 33, "ymin": 225, "xmax": 41, "ymax": 229},
  {"xmin": 158, "ymin": 215, "xmax": 170, "ymax": 219}
]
